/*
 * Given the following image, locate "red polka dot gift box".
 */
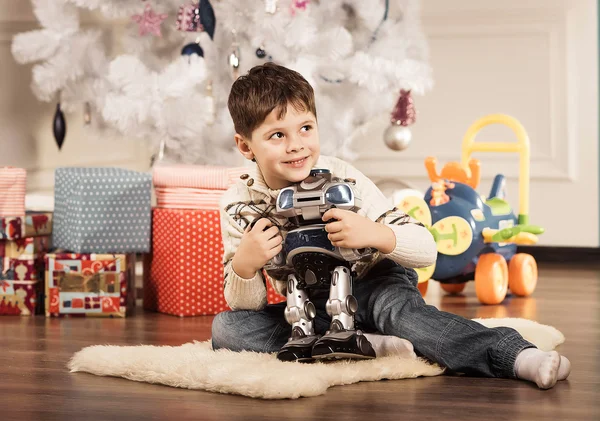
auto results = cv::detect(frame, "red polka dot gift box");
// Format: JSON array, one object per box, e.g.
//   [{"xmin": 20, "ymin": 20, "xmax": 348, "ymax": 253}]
[
  {"xmin": 45, "ymin": 252, "xmax": 135, "ymax": 318},
  {"xmin": 144, "ymin": 208, "xmax": 229, "ymax": 317}
]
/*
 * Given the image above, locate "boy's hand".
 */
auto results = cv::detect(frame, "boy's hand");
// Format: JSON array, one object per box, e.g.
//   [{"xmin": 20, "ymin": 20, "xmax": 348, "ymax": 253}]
[
  {"xmin": 232, "ymin": 218, "xmax": 283, "ymax": 279},
  {"xmin": 323, "ymin": 209, "xmax": 395, "ymax": 253}
]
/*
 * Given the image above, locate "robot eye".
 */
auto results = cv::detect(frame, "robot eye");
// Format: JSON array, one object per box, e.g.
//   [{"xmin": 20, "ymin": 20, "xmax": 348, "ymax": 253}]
[
  {"xmin": 277, "ymin": 188, "xmax": 294, "ymax": 209},
  {"xmin": 325, "ymin": 185, "xmax": 353, "ymax": 205}
]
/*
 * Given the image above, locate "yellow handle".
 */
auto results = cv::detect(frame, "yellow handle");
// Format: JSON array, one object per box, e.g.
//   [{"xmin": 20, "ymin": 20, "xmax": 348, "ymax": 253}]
[{"xmin": 461, "ymin": 114, "xmax": 530, "ymax": 224}]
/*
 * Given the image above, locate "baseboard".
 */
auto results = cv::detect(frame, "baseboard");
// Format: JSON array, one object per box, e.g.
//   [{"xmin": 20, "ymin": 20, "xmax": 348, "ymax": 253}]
[{"xmin": 517, "ymin": 246, "xmax": 600, "ymax": 264}]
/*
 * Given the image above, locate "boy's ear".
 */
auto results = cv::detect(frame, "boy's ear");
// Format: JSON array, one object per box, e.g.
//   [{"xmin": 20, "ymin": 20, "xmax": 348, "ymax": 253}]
[{"xmin": 235, "ymin": 134, "xmax": 254, "ymax": 161}]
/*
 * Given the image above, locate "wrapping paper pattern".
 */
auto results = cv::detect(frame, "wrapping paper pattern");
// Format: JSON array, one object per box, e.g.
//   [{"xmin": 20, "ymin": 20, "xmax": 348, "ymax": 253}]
[
  {"xmin": 0, "ymin": 279, "xmax": 41, "ymax": 316},
  {"xmin": 1, "ymin": 256, "xmax": 42, "ymax": 281},
  {"xmin": 0, "ymin": 236, "xmax": 51, "ymax": 258},
  {"xmin": 45, "ymin": 253, "xmax": 135, "ymax": 317},
  {"xmin": 152, "ymin": 165, "xmax": 247, "ymax": 190},
  {"xmin": 0, "ymin": 212, "xmax": 53, "ymax": 240},
  {"xmin": 144, "ymin": 208, "xmax": 229, "ymax": 316},
  {"xmin": 0, "ymin": 167, "xmax": 26, "ymax": 217},
  {"xmin": 53, "ymin": 167, "xmax": 151, "ymax": 253},
  {"xmin": 154, "ymin": 187, "xmax": 226, "ymax": 210}
]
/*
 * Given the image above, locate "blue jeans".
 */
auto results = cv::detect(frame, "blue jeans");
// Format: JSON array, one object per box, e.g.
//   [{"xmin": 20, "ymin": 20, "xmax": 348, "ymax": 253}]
[{"xmin": 211, "ymin": 259, "xmax": 535, "ymax": 378}]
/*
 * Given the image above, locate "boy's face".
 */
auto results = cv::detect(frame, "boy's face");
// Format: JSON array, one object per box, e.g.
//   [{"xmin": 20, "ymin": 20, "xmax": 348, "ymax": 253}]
[{"xmin": 235, "ymin": 104, "xmax": 320, "ymax": 190}]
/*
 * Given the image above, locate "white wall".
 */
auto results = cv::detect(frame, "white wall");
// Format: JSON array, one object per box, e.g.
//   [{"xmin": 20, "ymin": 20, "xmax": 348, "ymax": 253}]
[
  {"xmin": 354, "ymin": 0, "xmax": 599, "ymax": 247},
  {"xmin": 1, "ymin": 0, "xmax": 598, "ymax": 247}
]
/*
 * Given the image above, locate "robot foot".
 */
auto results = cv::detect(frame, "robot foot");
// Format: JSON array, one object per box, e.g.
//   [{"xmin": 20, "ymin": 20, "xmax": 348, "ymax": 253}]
[
  {"xmin": 277, "ymin": 327, "xmax": 320, "ymax": 363},
  {"xmin": 311, "ymin": 329, "xmax": 376, "ymax": 361}
]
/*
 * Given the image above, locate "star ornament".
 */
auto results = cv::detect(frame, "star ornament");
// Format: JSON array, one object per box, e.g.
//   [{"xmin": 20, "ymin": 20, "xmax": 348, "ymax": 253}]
[{"xmin": 132, "ymin": 4, "xmax": 168, "ymax": 37}]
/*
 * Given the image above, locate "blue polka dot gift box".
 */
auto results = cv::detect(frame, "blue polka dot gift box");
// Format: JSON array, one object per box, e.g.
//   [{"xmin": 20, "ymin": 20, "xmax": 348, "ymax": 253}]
[{"xmin": 53, "ymin": 168, "xmax": 152, "ymax": 253}]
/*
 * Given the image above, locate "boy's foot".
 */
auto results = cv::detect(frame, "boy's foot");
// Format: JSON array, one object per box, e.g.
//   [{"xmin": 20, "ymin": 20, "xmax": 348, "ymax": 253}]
[
  {"xmin": 363, "ymin": 333, "xmax": 416, "ymax": 358},
  {"xmin": 514, "ymin": 348, "xmax": 571, "ymax": 389}
]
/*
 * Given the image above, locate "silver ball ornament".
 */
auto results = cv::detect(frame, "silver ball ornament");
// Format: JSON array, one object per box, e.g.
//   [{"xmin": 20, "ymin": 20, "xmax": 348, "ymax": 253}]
[{"xmin": 384, "ymin": 124, "xmax": 412, "ymax": 151}]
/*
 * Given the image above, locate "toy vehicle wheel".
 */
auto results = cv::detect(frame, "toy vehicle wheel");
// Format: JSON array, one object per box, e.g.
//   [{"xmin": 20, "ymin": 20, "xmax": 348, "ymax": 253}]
[
  {"xmin": 417, "ymin": 280, "xmax": 428, "ymax": 296},
  {"xmin": 475, "ymin": 253, "xmax": 508, "ymax": 304},
  {"xmin": 508, "ymin": 253, "xmax": 538, "ymax": 296},
  {"xmin": 440, "ymin": 282, "xmax": 466, "ymax": 294}
]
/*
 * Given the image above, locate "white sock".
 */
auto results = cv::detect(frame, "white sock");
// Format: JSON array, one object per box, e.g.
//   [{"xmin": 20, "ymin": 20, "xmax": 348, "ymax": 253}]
[
  {"xmin": 514, "ymin": 348, "xmax": 571, "ymax": 389},
  {"xmin": 363, "ymin": 333, "xmax": 416, "ymax": 359}
]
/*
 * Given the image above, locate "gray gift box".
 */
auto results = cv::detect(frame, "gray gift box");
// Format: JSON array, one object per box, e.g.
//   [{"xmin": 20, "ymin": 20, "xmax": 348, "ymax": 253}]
[{"xmin": 53, "ymin": 167, "xmax": 152, "ymax": 253}]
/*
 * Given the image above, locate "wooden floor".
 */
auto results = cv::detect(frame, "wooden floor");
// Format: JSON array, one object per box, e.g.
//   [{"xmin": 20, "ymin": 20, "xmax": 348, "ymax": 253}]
[{"xmin": 2, "ymin": 262, "xmax": 599, "ymax": 421}]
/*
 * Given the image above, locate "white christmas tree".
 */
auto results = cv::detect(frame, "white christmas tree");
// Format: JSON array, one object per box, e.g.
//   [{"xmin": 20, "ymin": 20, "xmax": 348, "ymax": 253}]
[{"xmin": 12, "ymin": 0, "xmax": 432, "ymax": 165}]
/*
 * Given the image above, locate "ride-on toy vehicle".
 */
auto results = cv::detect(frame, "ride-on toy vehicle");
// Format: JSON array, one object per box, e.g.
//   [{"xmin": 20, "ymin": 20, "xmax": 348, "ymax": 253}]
[{"xmin": 399, "ymin": 115, "xmax": 544, "ymax": 304}]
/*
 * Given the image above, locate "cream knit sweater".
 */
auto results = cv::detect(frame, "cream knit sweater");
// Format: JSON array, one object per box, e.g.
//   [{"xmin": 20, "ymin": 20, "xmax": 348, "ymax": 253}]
[{"xmin": 219, "ymin": 155, "xmax": 437, "ymax": 311}]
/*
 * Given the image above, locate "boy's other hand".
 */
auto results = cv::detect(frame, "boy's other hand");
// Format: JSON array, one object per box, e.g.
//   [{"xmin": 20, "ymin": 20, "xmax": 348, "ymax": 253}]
[
  {"xmin": 322, "ymin": 209, "xmax": 395, "ymax": 253},
  {"xmin": 232, "ymin": 218, "xmax": 283, "ymax": 279}
]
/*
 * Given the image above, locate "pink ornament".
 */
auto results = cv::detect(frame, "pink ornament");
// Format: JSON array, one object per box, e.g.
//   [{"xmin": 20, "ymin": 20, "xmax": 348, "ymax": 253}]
[
  {"xmin": 132, "ymin": 4, "xmax": 168, "ymax": 37},
  {"xmin": 290, "ymin": 0, "xmax": 310, "ymax": 16},
  {"xmin": 176, "ymin": 2, "xmax": 203, "ymax": 32},
  {"xmin": 390, "ymin": 90, "xmax": 416, "ymax": 126}
]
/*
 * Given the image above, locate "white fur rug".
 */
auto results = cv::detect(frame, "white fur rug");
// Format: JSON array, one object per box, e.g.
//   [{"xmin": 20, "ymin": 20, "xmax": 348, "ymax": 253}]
[{"xmin": 68, "ymin": 318, "xmax": 565, "ymax": 399}]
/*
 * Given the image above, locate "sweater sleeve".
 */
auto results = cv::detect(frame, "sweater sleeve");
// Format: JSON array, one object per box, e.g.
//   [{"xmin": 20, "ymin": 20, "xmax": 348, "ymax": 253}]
[
  {"xmin": 219, "ymin": 184, "xmax": 268, "ymax": 311},
  {"xmin": 338, "ymin": 158, "xmax": 437, "ymax": 268}
]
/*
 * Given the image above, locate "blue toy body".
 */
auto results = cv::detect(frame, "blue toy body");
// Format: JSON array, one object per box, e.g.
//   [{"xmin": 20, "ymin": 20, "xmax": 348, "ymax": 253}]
[{"xmin": 423, "ymin": 175, "xmax": 517, "ymax": 284}]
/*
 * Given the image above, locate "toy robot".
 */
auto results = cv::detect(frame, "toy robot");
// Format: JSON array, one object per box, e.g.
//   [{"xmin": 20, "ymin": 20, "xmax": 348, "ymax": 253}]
[{"xmin": 266, "ymin": 169, "xmax": 377, "ymax": 362}]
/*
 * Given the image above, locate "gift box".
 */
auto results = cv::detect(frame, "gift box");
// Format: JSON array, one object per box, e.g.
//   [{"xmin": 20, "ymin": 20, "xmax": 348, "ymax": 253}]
[
  {"xmin": 0, "ymin": 212, "xmax": 53, "ymax": 240},
  {"xmin": 53, "ymin": 167, "xmax": 152, "ymax": 253},
  {"xmin": 1, "ymin": 256, "xmax": 43, "ymax": 281},
  {"xmin": 0, "ymin": 236, "xmax": 52, "ymax": 258},
  {"xmin": 0, "ymin": 167, "xmax": 26, "ymax": 217},
  {"xmin": 0, "ymin": 279, "xmax": 42, "ymax": 316},
  {"xmin": 152, "ymin": 164, "xmax": 247, "ymax": 190},
  {"xmin": 144, "ymin": 208, "xmax": 229, "ymax": 316},
  {"xmin": 45, "ymin": 252, "xmax": 135, "ymax": 317}
]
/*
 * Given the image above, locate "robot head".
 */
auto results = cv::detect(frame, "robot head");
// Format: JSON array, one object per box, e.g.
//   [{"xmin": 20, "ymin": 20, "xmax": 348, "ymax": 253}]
[{"xmin": 276, "ymin": 169, "xmax": 360, "ymax": 222}]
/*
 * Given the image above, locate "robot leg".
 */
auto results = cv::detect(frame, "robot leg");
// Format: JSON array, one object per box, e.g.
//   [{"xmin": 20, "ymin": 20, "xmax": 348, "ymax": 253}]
[
  {"xmin": 311, "ymin": 266, "xmax": 376, "ymax": 360},
  {"xmin": 276, "ymin": 273, "xmax": 320, "ymax": 362}
]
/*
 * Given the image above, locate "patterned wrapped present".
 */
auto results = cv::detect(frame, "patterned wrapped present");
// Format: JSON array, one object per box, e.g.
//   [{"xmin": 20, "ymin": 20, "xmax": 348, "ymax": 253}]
[
  {"xmin": 0, "ymin": 212, "xmax": 53, "ymax": 240},
  {"xmin": 53, "ymin": 167, "xmax": 152, "ymax": 253},
  {"xmin": 0, "ymin": 279, "xmax": 42, "ymax": 316},
  {"xmin": 45, "ymin": 252, "xmax": 135, "ymax": 317},
  {"xmin": 144, "ymin": 208, "xmax": 229, "ymax": 316},
  {"xmin": 0, "ymin": 167, "xmax": 26, "ymax": 217},
  {"xmin": 0, "ymin": 236, "xmax": 52, "ymax": 258},
  {"xmin": 152, "ymin": 164, "xmax": 247, "ymax": 190},
  {"xmin": 1, "ymin": 256, "xmax": 43, "ymax": 281},
  {"xmin": 153, "ymin": 165, "xmax": 246, "ymax": 210}
]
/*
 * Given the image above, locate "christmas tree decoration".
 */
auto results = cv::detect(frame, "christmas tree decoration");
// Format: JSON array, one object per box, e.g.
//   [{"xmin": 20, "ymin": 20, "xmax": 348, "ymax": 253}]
[
  {"xmin": 255, "ymin": 46, "xmax": 266, "ymax": 59},
  {"xmin": 290, "ymin": 0, "xmax": 310, "ymax": 16},
  {"xmin": 228, "ymin": 30, "xmax": 241, "ymax": 80},
  {"xmin": 181, "ymin": 41, "xmax": 204, "ymax": 57},
  {"xmin": 384, "ymin": 90, "xmax": 416, "ymax": 151},
  {"xmin": 12, "ymin": 0, "xmax": 432, "ymax": 164},
  {"xmin": 53, "ymin": 103, "xmax": 66, "ymax": 150},
  {"xmin": 132, "ymin": 3, "xmax": 168, "ymax": 37},
  {"xmin": 198, "ymin": 0, "xmax": 216, "ymax": 40}
]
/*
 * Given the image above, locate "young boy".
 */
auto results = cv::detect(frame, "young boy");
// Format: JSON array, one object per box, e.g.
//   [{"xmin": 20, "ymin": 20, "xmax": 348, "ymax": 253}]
[{"xmin": 212, "ymin": 62, "xmax": 571, "ymax": 389}]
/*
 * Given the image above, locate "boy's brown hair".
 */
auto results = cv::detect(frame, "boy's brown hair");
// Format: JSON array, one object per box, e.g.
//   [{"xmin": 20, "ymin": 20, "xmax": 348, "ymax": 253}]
[{"xmin": 227, "ymin": 62, "xmax": 317, "ymax": 139}]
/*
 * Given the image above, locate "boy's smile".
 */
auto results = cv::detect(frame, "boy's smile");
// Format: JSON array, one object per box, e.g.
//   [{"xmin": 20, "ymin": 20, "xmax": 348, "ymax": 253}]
[{"xmin": 236, "ymin": 103, "xmax": 320, "ymax": 190}]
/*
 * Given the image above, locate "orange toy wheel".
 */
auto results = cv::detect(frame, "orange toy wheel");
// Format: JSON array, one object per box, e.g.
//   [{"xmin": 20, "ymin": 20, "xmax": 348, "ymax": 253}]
[
  {"xmin": 441, "ymin": 282, "xmax": 467, "ymax": 294},
  {"xmin": 417, "ymin": 281, "xmax": 429, "ymax": 296},
  {"xmin": 475, "ymin": 253, "xmax": 508, "ymax": 305},
  {"xmin": 508, "ymin": 253, "xmax": 538, "ymax": 297}
]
